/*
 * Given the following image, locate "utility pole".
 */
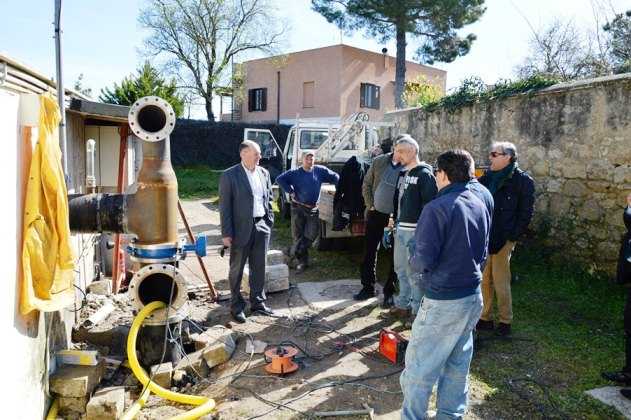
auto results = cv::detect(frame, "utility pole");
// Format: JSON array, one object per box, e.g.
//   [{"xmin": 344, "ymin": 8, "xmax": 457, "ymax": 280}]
[{"xmin": 54, "ymin": 0, "xmax": 68, "ymax": 178}]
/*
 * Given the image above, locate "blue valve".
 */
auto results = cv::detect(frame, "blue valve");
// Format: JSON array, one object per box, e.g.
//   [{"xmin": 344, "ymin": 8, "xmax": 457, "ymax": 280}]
[{"xmin": 182, "ymin": 235, "xmax": 207, "ymax": 257}]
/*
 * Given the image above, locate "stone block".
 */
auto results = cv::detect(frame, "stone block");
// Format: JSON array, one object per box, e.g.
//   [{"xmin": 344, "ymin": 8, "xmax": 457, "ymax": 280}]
[
  {"xmin": 201, "ymin": 334, "xmax": 237, "ymax": 369},
  {"xmin": 266, "ymin": 264, "xmax": 290, "ymax": 293},
  {"xmin": 192, "ymin": 328, "xmax": 237, "ymax": 352},
  {"xmin": 561, "ymin": 161, "xmax": 587, "ymax": 179},
  {"xmin": 50, "ymin": 361, "xmax": 105, "ymax": 397},
  {"xmin": 86, "ymin": 387, "xmax": 125, "ymax": 420},
  {"xmin": 562, "ymin": 180, "xmax": 587, "ymax": 197},
  {"xmin": 266, "ymin": 250, "xmax": 285, "ymax": 265},
  {"xmin": 614, "ymin": 165, "xmax": 631, "ymax": 184},
  {"xmin": 59, "ymin": 396, "xmax": 89, "ymax": 415},
  {"xmin": 243, "ymin": 263, "xmax": 289, "ymax": 293},
  {"xmin": 579, "ymin": 200, "xmax": 603, "ymax": 221},
  {"xmin": 531, "ymin": 160, "xmax": 549, "ymax": 177},
  {"xmin": 86, "ymin": 280, "xmax": 111, "ymax": 296},
  {"xmin": 149, "ymin": 362, "xmax": 173, "ymax": 389},
  {"xmin": 175, "ymin": 349, "xmax": 209, "ymax": 378},
  {"xmin": 547, "ymin": 179, "xmax": 562, "ymax": 193}
]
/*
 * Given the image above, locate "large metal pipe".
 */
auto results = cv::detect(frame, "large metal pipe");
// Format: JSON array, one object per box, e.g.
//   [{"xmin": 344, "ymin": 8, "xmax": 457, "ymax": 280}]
[{"xmin": 68, "ymin": 96, "xmax": 178, "ymax": 245}]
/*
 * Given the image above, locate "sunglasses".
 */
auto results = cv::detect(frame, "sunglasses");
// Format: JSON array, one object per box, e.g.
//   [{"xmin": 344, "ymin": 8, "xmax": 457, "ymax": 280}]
[{"xmin": 489, "ymin": 152, "xmax": 506, "ymax": 158}]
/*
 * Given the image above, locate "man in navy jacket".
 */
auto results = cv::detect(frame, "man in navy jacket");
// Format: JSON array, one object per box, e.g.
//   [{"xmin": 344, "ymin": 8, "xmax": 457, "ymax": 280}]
[{"xmin": 400, "ymin": 149, "xmax": 490, "ymax": 420}]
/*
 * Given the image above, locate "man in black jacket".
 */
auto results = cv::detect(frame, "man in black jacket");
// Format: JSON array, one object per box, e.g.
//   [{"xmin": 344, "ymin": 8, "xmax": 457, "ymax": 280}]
[{"xmin": 477, "ymin": 142, "xmax": 535, "ymax": 336}]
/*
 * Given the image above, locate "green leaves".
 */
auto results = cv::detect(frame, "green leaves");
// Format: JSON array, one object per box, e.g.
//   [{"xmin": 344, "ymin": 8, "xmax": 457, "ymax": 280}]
[
  {"xmin": 423, "ymin": 75, "xmax": 559, "ymax": 113},
  {"xmin": 99, "ymin": 61, "xmax": 185, "ymax": 117}
]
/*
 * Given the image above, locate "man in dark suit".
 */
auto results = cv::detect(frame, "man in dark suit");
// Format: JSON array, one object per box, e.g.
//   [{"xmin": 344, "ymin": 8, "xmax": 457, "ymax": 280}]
[{"xmin": 219, "ymin": 140, "xmax": 275, "ymax": 323}]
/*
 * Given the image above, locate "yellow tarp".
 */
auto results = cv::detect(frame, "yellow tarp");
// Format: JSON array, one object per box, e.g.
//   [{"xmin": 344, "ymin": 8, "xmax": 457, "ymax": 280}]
[{"xmin": 20, "ymin": 94, "xmax": 75, "ymax": 315}]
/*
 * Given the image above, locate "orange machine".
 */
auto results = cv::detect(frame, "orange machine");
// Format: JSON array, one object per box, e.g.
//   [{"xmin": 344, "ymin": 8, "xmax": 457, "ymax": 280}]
[
  {"xmin": 264, "ymin": 345, "xmax": 300, "ymax": 375},
  {"xmin": 379, "ymin": 329, "xmax": 408, "ymax": 364}
]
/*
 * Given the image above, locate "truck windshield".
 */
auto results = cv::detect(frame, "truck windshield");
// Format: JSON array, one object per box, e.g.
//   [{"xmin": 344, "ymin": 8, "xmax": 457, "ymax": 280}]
[
  {"xmin": 246, "ymin": 130, "xmax": 277, "ymax": 158},
  {"xmin": 300, "ymin": 130, "xmax": 329, "ymax": 149}
]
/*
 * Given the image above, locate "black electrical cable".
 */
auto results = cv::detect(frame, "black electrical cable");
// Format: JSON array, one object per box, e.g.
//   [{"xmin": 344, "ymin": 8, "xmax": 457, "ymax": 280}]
[{"xmin": 68, "ymin": 284, "xmax": 88, "ymax": 313}]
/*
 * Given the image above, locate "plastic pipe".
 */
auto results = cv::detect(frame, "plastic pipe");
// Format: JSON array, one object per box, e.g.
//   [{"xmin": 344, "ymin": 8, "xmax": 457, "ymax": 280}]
[
  {"xmin": 121, "ymin": 386, "xmax": 150, "ymax": 420},
  {"xmin": 45, "ymin": 398, "xmax": 59, "ymax": 420},
  {"xmin": 125, "ymin": 301, "xmax": 215, "ymax": 419}
]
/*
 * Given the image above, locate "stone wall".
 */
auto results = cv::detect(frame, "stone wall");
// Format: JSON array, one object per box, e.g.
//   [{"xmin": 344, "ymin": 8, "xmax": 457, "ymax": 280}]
[{"xmin": 385, "ymin": 74, "xmax": 631, "ymax": 272}]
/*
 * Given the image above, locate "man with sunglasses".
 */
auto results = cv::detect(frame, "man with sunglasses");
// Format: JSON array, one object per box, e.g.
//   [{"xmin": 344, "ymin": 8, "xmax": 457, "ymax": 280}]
[{"xmin": 477, "ymin": 142, "xmax": 535, "ymax": 336}]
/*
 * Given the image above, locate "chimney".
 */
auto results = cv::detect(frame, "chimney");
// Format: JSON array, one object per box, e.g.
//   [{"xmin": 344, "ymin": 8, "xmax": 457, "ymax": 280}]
[{"xmin": 382, "ymin": 47, "xmax": 388, "ymax": 70}]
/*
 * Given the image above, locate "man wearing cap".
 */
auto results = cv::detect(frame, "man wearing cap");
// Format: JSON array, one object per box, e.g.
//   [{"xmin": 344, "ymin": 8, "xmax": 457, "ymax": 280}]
[{"xmin": 276, "ymin": 152, "xmax": 339, "ymax": 272}]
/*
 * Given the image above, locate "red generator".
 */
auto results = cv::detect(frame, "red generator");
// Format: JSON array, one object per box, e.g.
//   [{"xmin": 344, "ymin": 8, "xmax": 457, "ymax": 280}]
[{"xmin": 379, "ymin": 329, "xmax": 408, "ymax": 365}]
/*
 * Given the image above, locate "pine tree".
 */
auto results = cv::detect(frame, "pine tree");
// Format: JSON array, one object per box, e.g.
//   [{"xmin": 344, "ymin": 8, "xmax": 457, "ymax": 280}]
[
  {"xmin": 312, "ymin": 0, "xmax": 485, "ymax": 108},
  {"xmin": 100, "ymin": 62, "xmax": 185, "ymax": 117}
]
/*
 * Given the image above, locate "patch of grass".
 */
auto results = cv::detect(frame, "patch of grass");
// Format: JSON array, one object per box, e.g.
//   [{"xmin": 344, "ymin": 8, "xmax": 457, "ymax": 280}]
[
  {"xmin": 270, "ymin": 216, "xmax": 626, "ymax": 418},
  {"xmin": 175, "ymin": 165, "xmax": 221, "ymax": 201}
]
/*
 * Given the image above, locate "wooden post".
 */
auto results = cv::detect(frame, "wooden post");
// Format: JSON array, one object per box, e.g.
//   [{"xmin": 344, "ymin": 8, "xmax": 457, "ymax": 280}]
[
  {"xmin": 111, "ymin": 125, "xmax": 128, "ymax": 293},
  {"xmin": 177, "ymin": 200, "xmax": 218, "ymax": 301}
]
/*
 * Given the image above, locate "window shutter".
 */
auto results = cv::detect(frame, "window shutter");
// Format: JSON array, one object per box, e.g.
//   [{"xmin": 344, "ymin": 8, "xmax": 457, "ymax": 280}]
[
  {"xmin": 261, "ymin": 88, "xmax": 267, "ymax": 111},
  {"xmin": 360, "ymin": 83, "xmax": 366, "ymax": 108},
  {"xmin": 248, "ymin": 89, "xmax": 254, "ymax": 112},
  {"xmin": 374, "ymin": 85, "xmax": 380, "ymax": 109}
]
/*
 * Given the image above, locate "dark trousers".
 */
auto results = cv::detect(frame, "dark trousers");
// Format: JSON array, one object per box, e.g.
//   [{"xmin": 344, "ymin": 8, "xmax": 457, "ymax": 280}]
[
  {"xmin": 360, "ymin": 210, "xmax": 397, "ymax": 297},
  {"xmin": 290, "ymin": 205, "xmax": 319, "ymax": 265},
  {"xmin": 624, "ymin": 288, "xmax": 631, "ymax": 371},
  {"xmin": 228, "ymin": 219, "xmax": 270, "ymax": 314}
]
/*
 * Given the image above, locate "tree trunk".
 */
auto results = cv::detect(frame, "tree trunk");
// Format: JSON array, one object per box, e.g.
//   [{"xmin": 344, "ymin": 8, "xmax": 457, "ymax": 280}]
[
  {"xmin": 394, "ymin": 25, "xmax": 407, "ymax": 109},
  {"xmin": 205, "ymin": 96, "xmax": 215, "ymax": 121}
]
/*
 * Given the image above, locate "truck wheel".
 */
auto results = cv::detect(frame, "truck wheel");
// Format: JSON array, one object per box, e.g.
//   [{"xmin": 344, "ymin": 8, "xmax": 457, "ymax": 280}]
[
  {"xmin": 278, "ymin": 195, "xmax": 290, "ymax": 220},
  {"xmin": 317, "ymin": 236, "xmax": 332, "ymax": 251}
]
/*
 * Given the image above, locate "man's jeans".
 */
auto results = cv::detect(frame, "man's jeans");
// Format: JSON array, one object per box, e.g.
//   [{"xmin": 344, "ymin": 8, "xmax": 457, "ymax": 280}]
[
  {"xmin": 400, "ymin": 293, "xmax": 483, "ymax": 420},
  {"xmin": 290, "ymin": 204, "xmax": 319, "ymax": 265},
  {"xmin": 394, "ymin": 227, "xmax": 421, "ymax": 313}
]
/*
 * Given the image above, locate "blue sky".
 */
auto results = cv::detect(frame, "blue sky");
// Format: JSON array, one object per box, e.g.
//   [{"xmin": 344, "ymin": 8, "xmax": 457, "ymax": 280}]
[{"xmin": 1, "ymin": 0, "xmax": 628, "ymax": 118}]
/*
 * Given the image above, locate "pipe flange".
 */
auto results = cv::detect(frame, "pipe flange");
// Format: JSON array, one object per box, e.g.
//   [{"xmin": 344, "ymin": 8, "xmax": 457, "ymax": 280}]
[
  {"xmin": 128, "ymin": 96, "xmax": 176, "ymax": 142},
  {"xmin": 129, "ymin": 263, "xmax": 188, "ymax": 326}
]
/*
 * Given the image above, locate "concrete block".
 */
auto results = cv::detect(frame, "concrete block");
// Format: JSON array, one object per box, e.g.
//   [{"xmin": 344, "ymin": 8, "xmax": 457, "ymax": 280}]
[
  {"xmin": 59, "ymin": 396, "xmax": 89, "ymax": 415},
  {"xmin": 266, "ymin": 250, "xmax": 285, "ymax": 265},
  {"xmin": 50, "ymin": 361, "xmax": 105, "ymax": 397},
  {"xmin": 265, "ymin": 264, "xmax": 289, "ymax": 293},
  {"xmin": 86, "ymin": 387, "xmax": 125, "ymax": 420},
  {"xmin": 191, "ymin": 328, "xmax": 236, "ymax": 351},
  {"xmin": 86, "ymin": 280, "xmax": 111, "ymax": 295},
  {"xmin": 243, "ymin": 263, "xmax": 289, "ymax": 293},
  {"xmin": 196, "ymin": 330, "xmax": 237, "ymax": 368},
  {"xmin": 149, "ymin": 362, "xmax": 173, "ymax": 389},
  {"xmin": 175, "ymin": 349, "xmax": 209, "ymax": 378}
]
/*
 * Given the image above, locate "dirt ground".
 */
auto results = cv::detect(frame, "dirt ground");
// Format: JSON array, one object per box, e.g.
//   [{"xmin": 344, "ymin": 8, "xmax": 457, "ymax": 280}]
[{"xmin": 74, "ymin": 200, "xmax": 512, "ymax": 419}]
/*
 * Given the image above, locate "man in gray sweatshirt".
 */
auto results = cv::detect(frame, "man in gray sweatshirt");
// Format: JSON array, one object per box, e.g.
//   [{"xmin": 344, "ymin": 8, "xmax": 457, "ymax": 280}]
[{"xmin": 354, "ymin": 138, "xmax": 401, "ymax": 306}]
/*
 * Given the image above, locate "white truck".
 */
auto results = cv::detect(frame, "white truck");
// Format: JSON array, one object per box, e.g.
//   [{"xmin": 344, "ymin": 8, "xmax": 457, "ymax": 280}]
[{"xmin": 244, "ymin": 113, "xmax": 393, "ymax": 249}]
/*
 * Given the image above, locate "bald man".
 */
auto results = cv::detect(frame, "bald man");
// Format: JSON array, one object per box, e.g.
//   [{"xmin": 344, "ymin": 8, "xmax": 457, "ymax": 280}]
[{"xmin": 219, "ymin": 140, "xmax": 275, "ymax": 323}]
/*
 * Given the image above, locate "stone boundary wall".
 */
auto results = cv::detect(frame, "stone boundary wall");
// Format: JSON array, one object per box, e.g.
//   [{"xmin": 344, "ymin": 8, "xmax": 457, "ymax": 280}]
[{"xmin": 384, "ymin": 74, "xmax": 631, "ymax": 272}]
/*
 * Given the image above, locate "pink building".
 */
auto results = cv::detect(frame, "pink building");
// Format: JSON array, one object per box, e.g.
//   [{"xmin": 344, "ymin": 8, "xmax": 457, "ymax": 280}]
[{"xmin": 234, "ymin": 44, "xmax": 446, "ymax": 124}]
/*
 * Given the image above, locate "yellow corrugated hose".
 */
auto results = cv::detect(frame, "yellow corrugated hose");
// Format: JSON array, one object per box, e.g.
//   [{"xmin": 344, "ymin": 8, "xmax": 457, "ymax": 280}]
[
  {"xmin": 122, "ymin": 301, "xmax": 215, "ymax": 419},
  {"xmin": 45, "ymin": 398, "xmax": 59, "ymax": 420}
]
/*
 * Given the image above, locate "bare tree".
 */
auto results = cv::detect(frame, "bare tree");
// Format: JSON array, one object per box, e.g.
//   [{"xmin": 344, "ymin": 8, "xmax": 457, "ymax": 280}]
[
  {"xmin": 515, "ymin": 18, "xmax": 611, "ymax": 81},
  {"xmin": 139, "ymin": 0, "xmax": 285, "ymax": 121}
]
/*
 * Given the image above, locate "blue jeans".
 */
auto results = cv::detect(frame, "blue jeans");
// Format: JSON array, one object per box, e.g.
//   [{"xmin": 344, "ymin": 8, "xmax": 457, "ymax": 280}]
[
  {"xmin": 400, "ymin": 293, "xmax": 483, "ymax": 420},
  {"xmin": 394, "ymin": 228, "xmax": 421, "ymax": 314}
]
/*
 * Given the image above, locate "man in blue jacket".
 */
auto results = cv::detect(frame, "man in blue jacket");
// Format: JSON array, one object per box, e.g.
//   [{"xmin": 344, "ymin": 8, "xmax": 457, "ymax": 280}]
[
  {"xmin": 276, "ymin": 152, "xmax": 339, "ymax": 272},
  {"xmin": 400, "ymin": 149, "xmax": 490, "ymax": 420}
]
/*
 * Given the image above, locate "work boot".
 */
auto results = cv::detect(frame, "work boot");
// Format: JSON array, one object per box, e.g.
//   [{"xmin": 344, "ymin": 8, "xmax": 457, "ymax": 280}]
[
  {"xmin": 381, "ymin": 295, "xmax": 394, "ymax": 309},
  {"xmin": 497, "ymin": 322, "xmax": 512, "ymax": 336},
  {"xmin": 476, "ymin": 319, "xmax": 495, "ymax": 331},
  {"xmin": 353, "ymin": 287, "xmax": 375, "ymax": 301},
  {"xmin": 602, "ymin": 370, "xmax": 631, "ymax": 386},
  {"xmin": 389, "ymin": 307, "xmax": 411, "ymax": 319}
]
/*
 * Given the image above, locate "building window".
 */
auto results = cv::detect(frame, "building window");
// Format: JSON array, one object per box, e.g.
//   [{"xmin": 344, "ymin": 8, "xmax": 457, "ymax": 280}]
[
  {"xmin": 248, "ymin": 88, "xmax": 267, "ymax": 112},
  {"xmin": 360, "ymin": 83, "xmax": 380, "ymax": 109},
  {"xmin": 303, "ymin": 81, "xmax": 315, "ymax": 108}
]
